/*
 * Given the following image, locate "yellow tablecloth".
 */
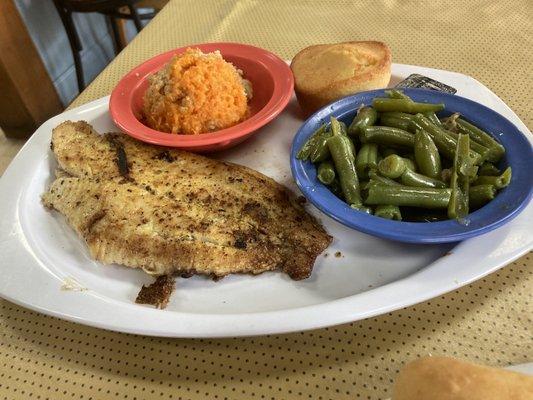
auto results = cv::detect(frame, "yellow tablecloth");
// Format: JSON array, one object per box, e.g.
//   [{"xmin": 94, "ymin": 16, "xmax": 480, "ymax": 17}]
[{"xmin": 1, "ymin": 1, "xmax": 532, "ymax": 399}]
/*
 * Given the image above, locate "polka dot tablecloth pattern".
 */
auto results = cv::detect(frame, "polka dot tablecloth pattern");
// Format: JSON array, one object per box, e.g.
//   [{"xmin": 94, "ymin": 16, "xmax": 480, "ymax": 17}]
[{"xmin": 1, "ymin": 1, "xmax": 532, "ymax": 399}]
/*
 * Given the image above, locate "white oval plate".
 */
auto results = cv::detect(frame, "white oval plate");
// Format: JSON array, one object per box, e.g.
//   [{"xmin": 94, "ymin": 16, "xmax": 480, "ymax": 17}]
[{"xmin": 0, "ymin": 64, "xmax": 531, "ymax": 337}]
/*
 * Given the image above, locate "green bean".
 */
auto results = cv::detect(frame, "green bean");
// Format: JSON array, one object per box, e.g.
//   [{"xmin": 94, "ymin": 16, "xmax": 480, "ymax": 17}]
[
  {"xmin": 414, "ymin": 130, "xmax": 441, "ymax": 179},
  {"xmin": 355, "ymin": 143, "xmax": 379, "ymax": 179},
  {"xmin": 380, "ymin": 111, "xmax": 418, "ymax": 132},
  {"xmin": 447, "ymin": 115, "xmax": 505, "ymax": 162},
  {"xmin": 327, "ymin": 120, "xmax": 362, "ymax": 207},
  {"xmin": 478, "ymin": 162, "xmax": 500, "ymax": 176},
  {"xmin": 476, "ymin": 145, "xmax": 504, "ymax": 164},
  {"xmin": 467, "ymin": 165, "xmax": 479, "ymax": 179},
  {"xmin": 448, "ymin": 134, "xmax": 471, "ymax": 220},
  {"xmin": 297, "ymin": 124, "xmax": 326, "ymax": 160},
  {"xmin": 412, "ymin": 114, "xmax": 482, "ymax": 165},
  {"xmin": 365, "ymin": 183, "xmax": 452, "ymax": 208},
  {"xmin": 380, "ymin": 152, "xmax": 445, "ymax": 188},
  {"xmin": 332, "ymin": 117, "xmax": 350, "ymax": 142},
  {"xmin": 372, "ymin": 98, "xmax": 445, "ymax": 113},
  {"xmin": 469, "ymin": 184, "xmax": 497, "ymax": 209},
  {"xmin": 309, "ymin": 130, "xmax": 332, "ymax": 163},
  {"xmin": 456, "ymin": 133, "xmax": 473, "ymax": 175},
  {"xmin": 348, "ymin": 106, "xmax": 378, "ymax": 137},
  {"xmin": 374, "ymin": 205, "xmax": 402, "ymax": 220},
  {"xmin": 400, "ymin": 169, "xmax": 447, "ymax": 189},
  {"xmin": 339, "ymin": 121, "xmax": 348, "ymax": 135},
  {"xmin": 455, "ymin": 135, "xmax": 477, "ymax": 179},
  {"xmin": 423, "ymin": 112, "xmax": 442, "ymax": 127},
  {"xmin": 317, "ymin": 161, "xmax": 336, "ymax": 185},
  {"xmin": 376, "ymin": 154, "xmax": 416, "ymax": 177},
  {"xmin": 368, "ymin": 170, "xmax": 403, "ymax": 186},
  {"xmin": 446, "ymin": 129, "xmax": 492, "ymax": 162},
  {"xmin": 378, "ymin": 154, "xmax": 406, "ymax": 178},
  {"xmin": 473, "ymin": 167, "xmax": 512, "ymax": 189},
  {"xmin": 378, "ymin": 113, "xmax": 412, "ymax": 131},
  {"xmin": 385, "ymin": 89, "xmax": 413, "ymax": 101},
  {"xmin": 331, "ymin": 116, "xmax": 355, "ymax": 154},
  {"xmin": 381, "ymin": 111, "xmax": 414, "ymax": 120},
  {"xmin": 330, "ymin": 116, "xmax": 343, "ymax": 136},
  {"xmin": 360, "ymin": 126, "xmax": 415, "ymax": 148},
  {"xmin": 411, "ymin": 114, "xmax": 457, "ymax": 160}
]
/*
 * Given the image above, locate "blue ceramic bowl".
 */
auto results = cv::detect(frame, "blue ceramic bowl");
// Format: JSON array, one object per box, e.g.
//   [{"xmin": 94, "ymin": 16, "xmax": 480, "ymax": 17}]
[{"xmin": 290, "ymin": 88, "xmax": 533, "ymax": 243}]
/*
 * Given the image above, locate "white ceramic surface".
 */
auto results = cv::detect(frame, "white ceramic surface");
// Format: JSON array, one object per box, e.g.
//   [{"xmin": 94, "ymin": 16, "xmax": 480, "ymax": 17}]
[
  {"xmin": 0, "ymin": 64, "xmax": 531, "ymax": 337},
  {"xmin": 484, "ymin": 362, "xmax": 533, "ymax": 398},
  {"xmin": 506, "ymin": 362, "xmax": 533, "ymax": 375}
]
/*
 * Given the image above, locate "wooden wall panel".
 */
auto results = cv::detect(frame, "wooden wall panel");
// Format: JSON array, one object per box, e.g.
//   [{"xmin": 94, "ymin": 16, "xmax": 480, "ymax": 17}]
[{"xmin": 0, "ymin": 0, "xmax": 62, "ymax": 138}]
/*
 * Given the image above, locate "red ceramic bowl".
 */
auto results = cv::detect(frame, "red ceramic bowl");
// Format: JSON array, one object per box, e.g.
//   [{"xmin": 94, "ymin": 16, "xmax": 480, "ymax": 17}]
[{"xmin": 109, "ymin": 42, "xmax": 293, "ymax": 152}]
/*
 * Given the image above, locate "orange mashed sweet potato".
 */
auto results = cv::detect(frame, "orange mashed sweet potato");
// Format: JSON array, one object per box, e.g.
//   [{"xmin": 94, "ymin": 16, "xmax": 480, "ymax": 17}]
[{"xmin": 143, "ymin": 48, "xmax": 252, "ymax": 134}]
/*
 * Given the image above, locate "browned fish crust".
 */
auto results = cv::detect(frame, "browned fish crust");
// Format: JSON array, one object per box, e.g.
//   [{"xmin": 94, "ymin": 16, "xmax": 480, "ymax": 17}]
[
  {"xmin": 135, "ymin": 275, "xmax": 175, "ymax": 309},
  {"xmin": 42, "ymin": 121, "xmax": 332, "ymax": 280}
]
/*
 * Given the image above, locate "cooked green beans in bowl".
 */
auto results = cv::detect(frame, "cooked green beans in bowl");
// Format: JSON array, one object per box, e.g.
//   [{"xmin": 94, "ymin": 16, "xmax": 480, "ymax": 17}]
[
  {"xmin": 296, "ymin": 89, "xmax": 512, "ymax": 223},
  {"xmin": 291, "ymin": 88, "xmax": 533, "ymax": 243}
]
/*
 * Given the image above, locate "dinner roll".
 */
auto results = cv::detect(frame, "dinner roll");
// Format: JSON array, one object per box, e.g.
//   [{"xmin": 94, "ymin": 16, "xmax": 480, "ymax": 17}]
[
  {"xmin": 392, "ymin": 356, "xmax": 533, "ymax": 400},
  {"xmin": 290, "ymin": 41, "xmax": 391, "ymax": 115}
]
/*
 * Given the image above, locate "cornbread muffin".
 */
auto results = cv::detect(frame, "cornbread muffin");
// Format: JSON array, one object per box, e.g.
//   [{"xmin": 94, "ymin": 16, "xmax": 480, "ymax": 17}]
[
  {"xmin": 393, "ymin": 356, "xmax": 533, "ymax": 400},
  {"xmin": 143, "ymin": 48, "xmax": 251, "ymax": 134},
  {"xmin": 291, "ymin": 41, "xmax": 391, "ymax": 114}
]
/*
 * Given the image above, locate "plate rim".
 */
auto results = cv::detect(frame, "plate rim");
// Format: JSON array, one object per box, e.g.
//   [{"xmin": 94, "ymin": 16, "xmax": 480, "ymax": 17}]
[{"xmin": 0, "ymin": 64, "xmax": 532, "ymax": 337}]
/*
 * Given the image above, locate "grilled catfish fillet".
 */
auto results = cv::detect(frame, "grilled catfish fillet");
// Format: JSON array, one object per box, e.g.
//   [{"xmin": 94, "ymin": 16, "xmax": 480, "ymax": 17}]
[{"xmin": 42, "ymin": 121, "xmax": 331, "ymax": 279}]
